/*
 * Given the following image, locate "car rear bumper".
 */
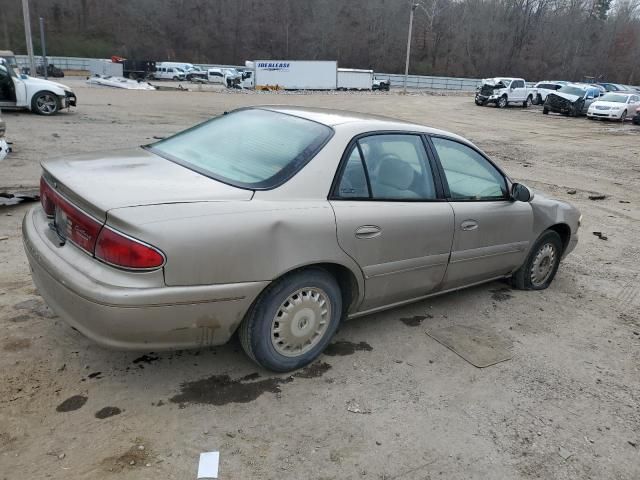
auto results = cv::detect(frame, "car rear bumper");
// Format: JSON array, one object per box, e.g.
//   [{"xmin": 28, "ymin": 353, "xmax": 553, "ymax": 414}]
[{"xmin": 22, "ymin": 206, "xmax": 268, "ymax": 350}]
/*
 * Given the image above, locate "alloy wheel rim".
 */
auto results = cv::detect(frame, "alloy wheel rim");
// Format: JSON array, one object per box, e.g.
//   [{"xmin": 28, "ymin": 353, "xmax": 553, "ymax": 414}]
[
  {"xmin": 530, "ymin": 243, "xmax": 557, "ymax": 287},
  {"xmin": 271, "ymin": 287, "xmax": 331, "ymax": 357},
  {"xmin": 36, "ymin": 94, "xmax": 57, "ymax": 114}
]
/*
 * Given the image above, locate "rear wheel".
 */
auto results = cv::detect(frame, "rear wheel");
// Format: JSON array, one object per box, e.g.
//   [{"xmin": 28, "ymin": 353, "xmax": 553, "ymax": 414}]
[
  {"xmin": 511, "ymin": 230, "xmax": 563, "ymax": 290},
  {"xmin": 239, "ymin": 268, "xmax": 342, "ymax": 372},
  {"xmin": 32, "ymin": 91, "xmax": 59, "ymax": 115},
  {"xmin": 523, "ymin": 95, "xmax": 532, "ymax": 107}
]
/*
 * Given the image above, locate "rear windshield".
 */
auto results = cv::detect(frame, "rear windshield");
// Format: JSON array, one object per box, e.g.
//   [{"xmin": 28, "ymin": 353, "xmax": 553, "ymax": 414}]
[
  {"xmin": 558, "ymin": 86, "xmax": 586, "ymax": 97},
  {"xmin": 149, "ymin": 109, "xmax": 333, "ymax": 189},
  {"xmin": 600, "ymin": 93, "xmax": 628, "ymax": 103}
]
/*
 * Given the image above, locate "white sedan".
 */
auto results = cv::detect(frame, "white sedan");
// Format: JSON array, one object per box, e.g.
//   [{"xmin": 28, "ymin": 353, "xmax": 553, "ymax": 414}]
[{"xmin": 587, "ymin": 92, "xmax": 640, "ymax": 121}]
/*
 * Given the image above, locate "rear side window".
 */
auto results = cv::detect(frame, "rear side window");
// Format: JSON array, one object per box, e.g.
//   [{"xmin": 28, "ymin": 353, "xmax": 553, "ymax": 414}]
[
  {"xmin": 336, "ymin": 148, "xmax": 369, "ymax": 198},
  {"xmin": 334, "ymin": 134, "xmax": 437, "ymax": 200},
  {"xmin": 431, "ymin": 137, "xmax": 507, "ymax": 201},
  {"xmin": 150, "ymin": 109, "xmax": 333, "ymax": 190}
]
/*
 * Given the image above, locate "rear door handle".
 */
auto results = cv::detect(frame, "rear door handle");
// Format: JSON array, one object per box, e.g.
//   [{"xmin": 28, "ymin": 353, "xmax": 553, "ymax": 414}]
[
  {"xmin": 355, "ymin": 225, "xmax": 382, "ymax": 239},
  {"xmin": 461, "ymin": 220, "xmax": 478, "ymax": 231}
]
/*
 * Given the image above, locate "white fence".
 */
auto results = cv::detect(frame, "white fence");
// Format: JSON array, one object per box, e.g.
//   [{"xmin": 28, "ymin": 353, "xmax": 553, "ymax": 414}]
[{"xmin": 15, "ymin": 54, "xmax": 483, "ymax": 91}]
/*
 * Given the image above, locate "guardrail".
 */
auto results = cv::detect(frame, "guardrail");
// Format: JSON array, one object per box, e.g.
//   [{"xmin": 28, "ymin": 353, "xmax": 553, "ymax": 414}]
[{"xmin": 15, "ymin": 54, "xmax": 484, "ymax": 91}]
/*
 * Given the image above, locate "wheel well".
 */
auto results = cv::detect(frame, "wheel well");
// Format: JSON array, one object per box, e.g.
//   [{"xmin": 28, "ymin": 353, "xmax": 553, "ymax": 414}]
[
  {"xmin": 280, "ymin": 263, "xmax": 360, "ymax": 315},
  {"xmin": 31, "ymin": 90, "xmax": 59, "ymax": 107},
  {"xmin": 548, "ymin": 223, "xmax": 571, "ymax": 253}
]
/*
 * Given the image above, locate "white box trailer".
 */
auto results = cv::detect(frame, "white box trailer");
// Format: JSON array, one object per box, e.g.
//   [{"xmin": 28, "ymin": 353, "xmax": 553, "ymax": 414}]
[
  {"xmin": 89, "ymin": 59, "xmax": 123, "ymax": 77},
  {"xmin": 337, "ymin": 68, "xmax": 374, "ymax": 90},
  {"xmin": 252, "ymin": 60, "xmax": 337, "ymax": 90}
]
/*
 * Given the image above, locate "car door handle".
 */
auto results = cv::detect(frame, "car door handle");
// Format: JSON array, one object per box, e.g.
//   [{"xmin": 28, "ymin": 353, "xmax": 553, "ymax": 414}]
[
  {"xmin": 355, "ymin": 225, "xmax": 382, "ymax": 239},
  {"xmin": 461, "ymin": 220, "xmax": 478, "ymax": 231}
]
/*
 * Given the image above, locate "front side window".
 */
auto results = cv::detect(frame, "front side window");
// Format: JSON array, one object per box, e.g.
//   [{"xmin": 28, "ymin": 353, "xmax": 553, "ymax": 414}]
[
  {"xmin": 512, "ymin": 80, "xmax": 524, "ymax": 88},
  {"xmin": 334, "ymin": 134, "xmax": 437, "ymax": 200},
  {"xmin": 431, "ymin": 137, "xmax": 507, "ymax": 201},
  {"xmin": 150, "ymin": 109, "xmax": 333, "ymax": 189}
]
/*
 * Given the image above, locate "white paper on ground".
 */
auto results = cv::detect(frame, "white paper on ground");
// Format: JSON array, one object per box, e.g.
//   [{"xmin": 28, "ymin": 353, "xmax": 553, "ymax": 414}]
[{"xmin": 197, "ymin": 451, "xmax": 220, "ymax": 479}]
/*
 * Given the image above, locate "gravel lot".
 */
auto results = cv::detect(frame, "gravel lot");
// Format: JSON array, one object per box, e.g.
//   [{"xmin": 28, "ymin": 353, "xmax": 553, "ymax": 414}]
[{"xmin": 1, "ymin": 79, "xmax": 639, "ymax": 480}]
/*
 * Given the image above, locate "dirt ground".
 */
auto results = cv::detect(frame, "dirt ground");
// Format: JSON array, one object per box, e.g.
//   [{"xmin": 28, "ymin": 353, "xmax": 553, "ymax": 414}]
[{"xmin": 1, "ymin": 79, "xmax": 639, "ymax": 480}]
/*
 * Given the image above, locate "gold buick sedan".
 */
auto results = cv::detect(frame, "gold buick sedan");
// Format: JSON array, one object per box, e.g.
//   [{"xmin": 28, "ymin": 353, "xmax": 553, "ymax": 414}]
[{"xmin": 23, "ymin": 107, "xmax": 580, "ymax": 372}]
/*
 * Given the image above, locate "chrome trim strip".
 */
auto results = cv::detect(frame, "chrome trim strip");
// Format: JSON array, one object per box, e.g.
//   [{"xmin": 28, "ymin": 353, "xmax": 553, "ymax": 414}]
[{"xmin": 348, "ymin": 274, "xmax": 508, "ymax": 319}]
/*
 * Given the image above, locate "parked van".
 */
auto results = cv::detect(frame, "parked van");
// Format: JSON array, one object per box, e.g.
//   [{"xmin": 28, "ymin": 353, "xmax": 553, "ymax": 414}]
[
  {"xmin": 153, "ymin": 64, "xmax": 187, "ymax": 81},
  {"xmin": 157, "ymin": 61, "xmax": 197, "ymax": 72}
]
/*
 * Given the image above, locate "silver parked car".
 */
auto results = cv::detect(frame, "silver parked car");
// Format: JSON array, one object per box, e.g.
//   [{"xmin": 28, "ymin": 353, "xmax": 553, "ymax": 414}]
[{"xmin": 23, "ymin": 107, "xmax": 581, "ymax": 371}]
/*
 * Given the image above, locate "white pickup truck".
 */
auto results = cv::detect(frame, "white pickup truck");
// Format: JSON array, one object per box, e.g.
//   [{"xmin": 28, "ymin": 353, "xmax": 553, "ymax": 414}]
[{"xmin": 475, "ymin": 77, "xmax": 534, "ymax": 108}]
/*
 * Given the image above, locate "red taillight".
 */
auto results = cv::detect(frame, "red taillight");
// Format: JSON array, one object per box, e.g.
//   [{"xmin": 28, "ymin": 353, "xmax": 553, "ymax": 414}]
[
  {"xmin": 40, "ymin": 176, "xmax": 55, "ymax": 216},
  {"xmin": 55, "ymin": 194, "xmax": 103, "ymax": 253},
  {"xmin": 95, "ymin": 227, "xmax": 165, "ymax": 270},
  {"xmin": 39, "ymin": 175, "xmax": 164, "ymax": 270}
]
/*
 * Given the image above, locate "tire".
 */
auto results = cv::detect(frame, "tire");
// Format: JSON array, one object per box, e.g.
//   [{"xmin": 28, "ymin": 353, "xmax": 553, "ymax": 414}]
[
  {"xmin": 497, "ymin": 96, "xmax": 508, "ymax": 108},
  {"xmin": 620, "ymin": 110, "xmax": 627, "ymax": 122},
  {"xmin": 172, "ymin": 76, "xmax": 179, "ymax": 81},
  {"xmin": 523, "ymin": 95, "xmax": 532, "ymax": 108},
  {"xmin": 511, "ymin": 230, "xmax": 563, "ymax": 290},
  {"xmin": 31, "ymin": 91, "xmax": 59, "ymax": 115},
  {"xmin": 543, "ymin": 107, "xmax": 549, "ymax": 115},
  {"xmin": 475, "ymin": 98, "xmax": 485, "ymax": 106},
  {"xmin": 532, "ymin": 94, "xmax": 542, "ymax": 105},
  {"xmin": 239, "ymin": 268, "xmax": 343, "ymax": 372}
]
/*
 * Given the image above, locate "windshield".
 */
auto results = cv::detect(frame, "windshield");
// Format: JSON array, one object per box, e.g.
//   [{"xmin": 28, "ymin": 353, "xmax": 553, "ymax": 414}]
[
  {"xmin": 600, "ymin": 93, "xmax": 629, "ymax": 103},
  {"xmin": 558, "ymin": 86, "xmax": 586, "ymax": 97},
  {"xmin": 149, "ymin": 109, "xmax": 334, "ymax": 189}
]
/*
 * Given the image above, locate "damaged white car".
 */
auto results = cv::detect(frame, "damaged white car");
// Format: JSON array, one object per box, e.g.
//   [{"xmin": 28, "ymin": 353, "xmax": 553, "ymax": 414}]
[
  {"xmin": 0, "ymin": 58, "xmax": 76, "ymax": 115},
  {"xmin": 587, "ymin": 92, "xmax": 640, "ymax": 122}
]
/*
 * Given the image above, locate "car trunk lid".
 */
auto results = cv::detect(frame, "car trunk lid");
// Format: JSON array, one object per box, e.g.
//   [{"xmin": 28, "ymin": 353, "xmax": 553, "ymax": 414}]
[{"xmin": 42, "ymin": 147, "xmax": 253, "ymax": 221}]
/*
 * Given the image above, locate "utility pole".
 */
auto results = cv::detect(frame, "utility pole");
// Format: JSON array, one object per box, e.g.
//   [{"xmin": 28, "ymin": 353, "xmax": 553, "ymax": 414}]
[
  {"xmin": 403, "ymin": 3, "xmax": 418, "ymax": 94},
  {"xmin": 39, "ymin": 17, "xmax": 48, "ymax": 79},
  {"xmin": 21, "ymin": 0, "xmax": 37, "ymax": 76}
]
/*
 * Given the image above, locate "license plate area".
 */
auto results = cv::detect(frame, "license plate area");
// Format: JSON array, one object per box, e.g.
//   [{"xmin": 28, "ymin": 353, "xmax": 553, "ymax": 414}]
[{"xmin": 53, "ymin": 205, "xmax": 68, "ymax": 242}]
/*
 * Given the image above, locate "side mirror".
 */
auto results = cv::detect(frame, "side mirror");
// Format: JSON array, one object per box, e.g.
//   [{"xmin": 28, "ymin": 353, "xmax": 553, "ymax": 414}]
[{"xmin": 511, "ymin": 183, "xmax": 532, "ymax": 202}]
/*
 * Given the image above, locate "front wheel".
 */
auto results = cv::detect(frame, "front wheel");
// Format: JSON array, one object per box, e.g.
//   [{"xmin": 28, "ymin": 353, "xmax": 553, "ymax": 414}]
[
  {"xmin": 239, "ymin": 268, "xmax": 343, "ymax": 372},
  {"xmin": 620, "ymin": 110, "xmax": 627, "ymax": 122},
  {"xmin": 511, "ymin": 230, "xmax": 563, "ymax": 290},
  {"xmin": 497, "ymin": 96, "xmax": 508, "ymax": 108},
  {"xmin": 32, "ymin": 91, "xmax": 59, "ymax": 115},
  {"xmin": 543, "ymin": 107, "xmax": 549, "ymax": 115}
]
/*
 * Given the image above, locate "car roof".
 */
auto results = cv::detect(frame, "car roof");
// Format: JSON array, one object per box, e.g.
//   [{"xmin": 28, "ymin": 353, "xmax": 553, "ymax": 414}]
[{"xmin": 256, "ymin": 106, "xmax": 460, "ymax": 137}]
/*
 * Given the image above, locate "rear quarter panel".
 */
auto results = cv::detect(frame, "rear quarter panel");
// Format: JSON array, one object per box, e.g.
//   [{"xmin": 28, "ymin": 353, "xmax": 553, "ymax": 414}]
[{"xmin": 106, "ymin": 200, "xmax": 365, "ymax": 294}]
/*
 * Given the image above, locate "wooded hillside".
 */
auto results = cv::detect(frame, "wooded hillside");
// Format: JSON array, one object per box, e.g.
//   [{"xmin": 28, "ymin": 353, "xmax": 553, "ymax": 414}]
[{"xmin": 2, "ymin": 0, "xmax": 639, "ymax": 83}]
